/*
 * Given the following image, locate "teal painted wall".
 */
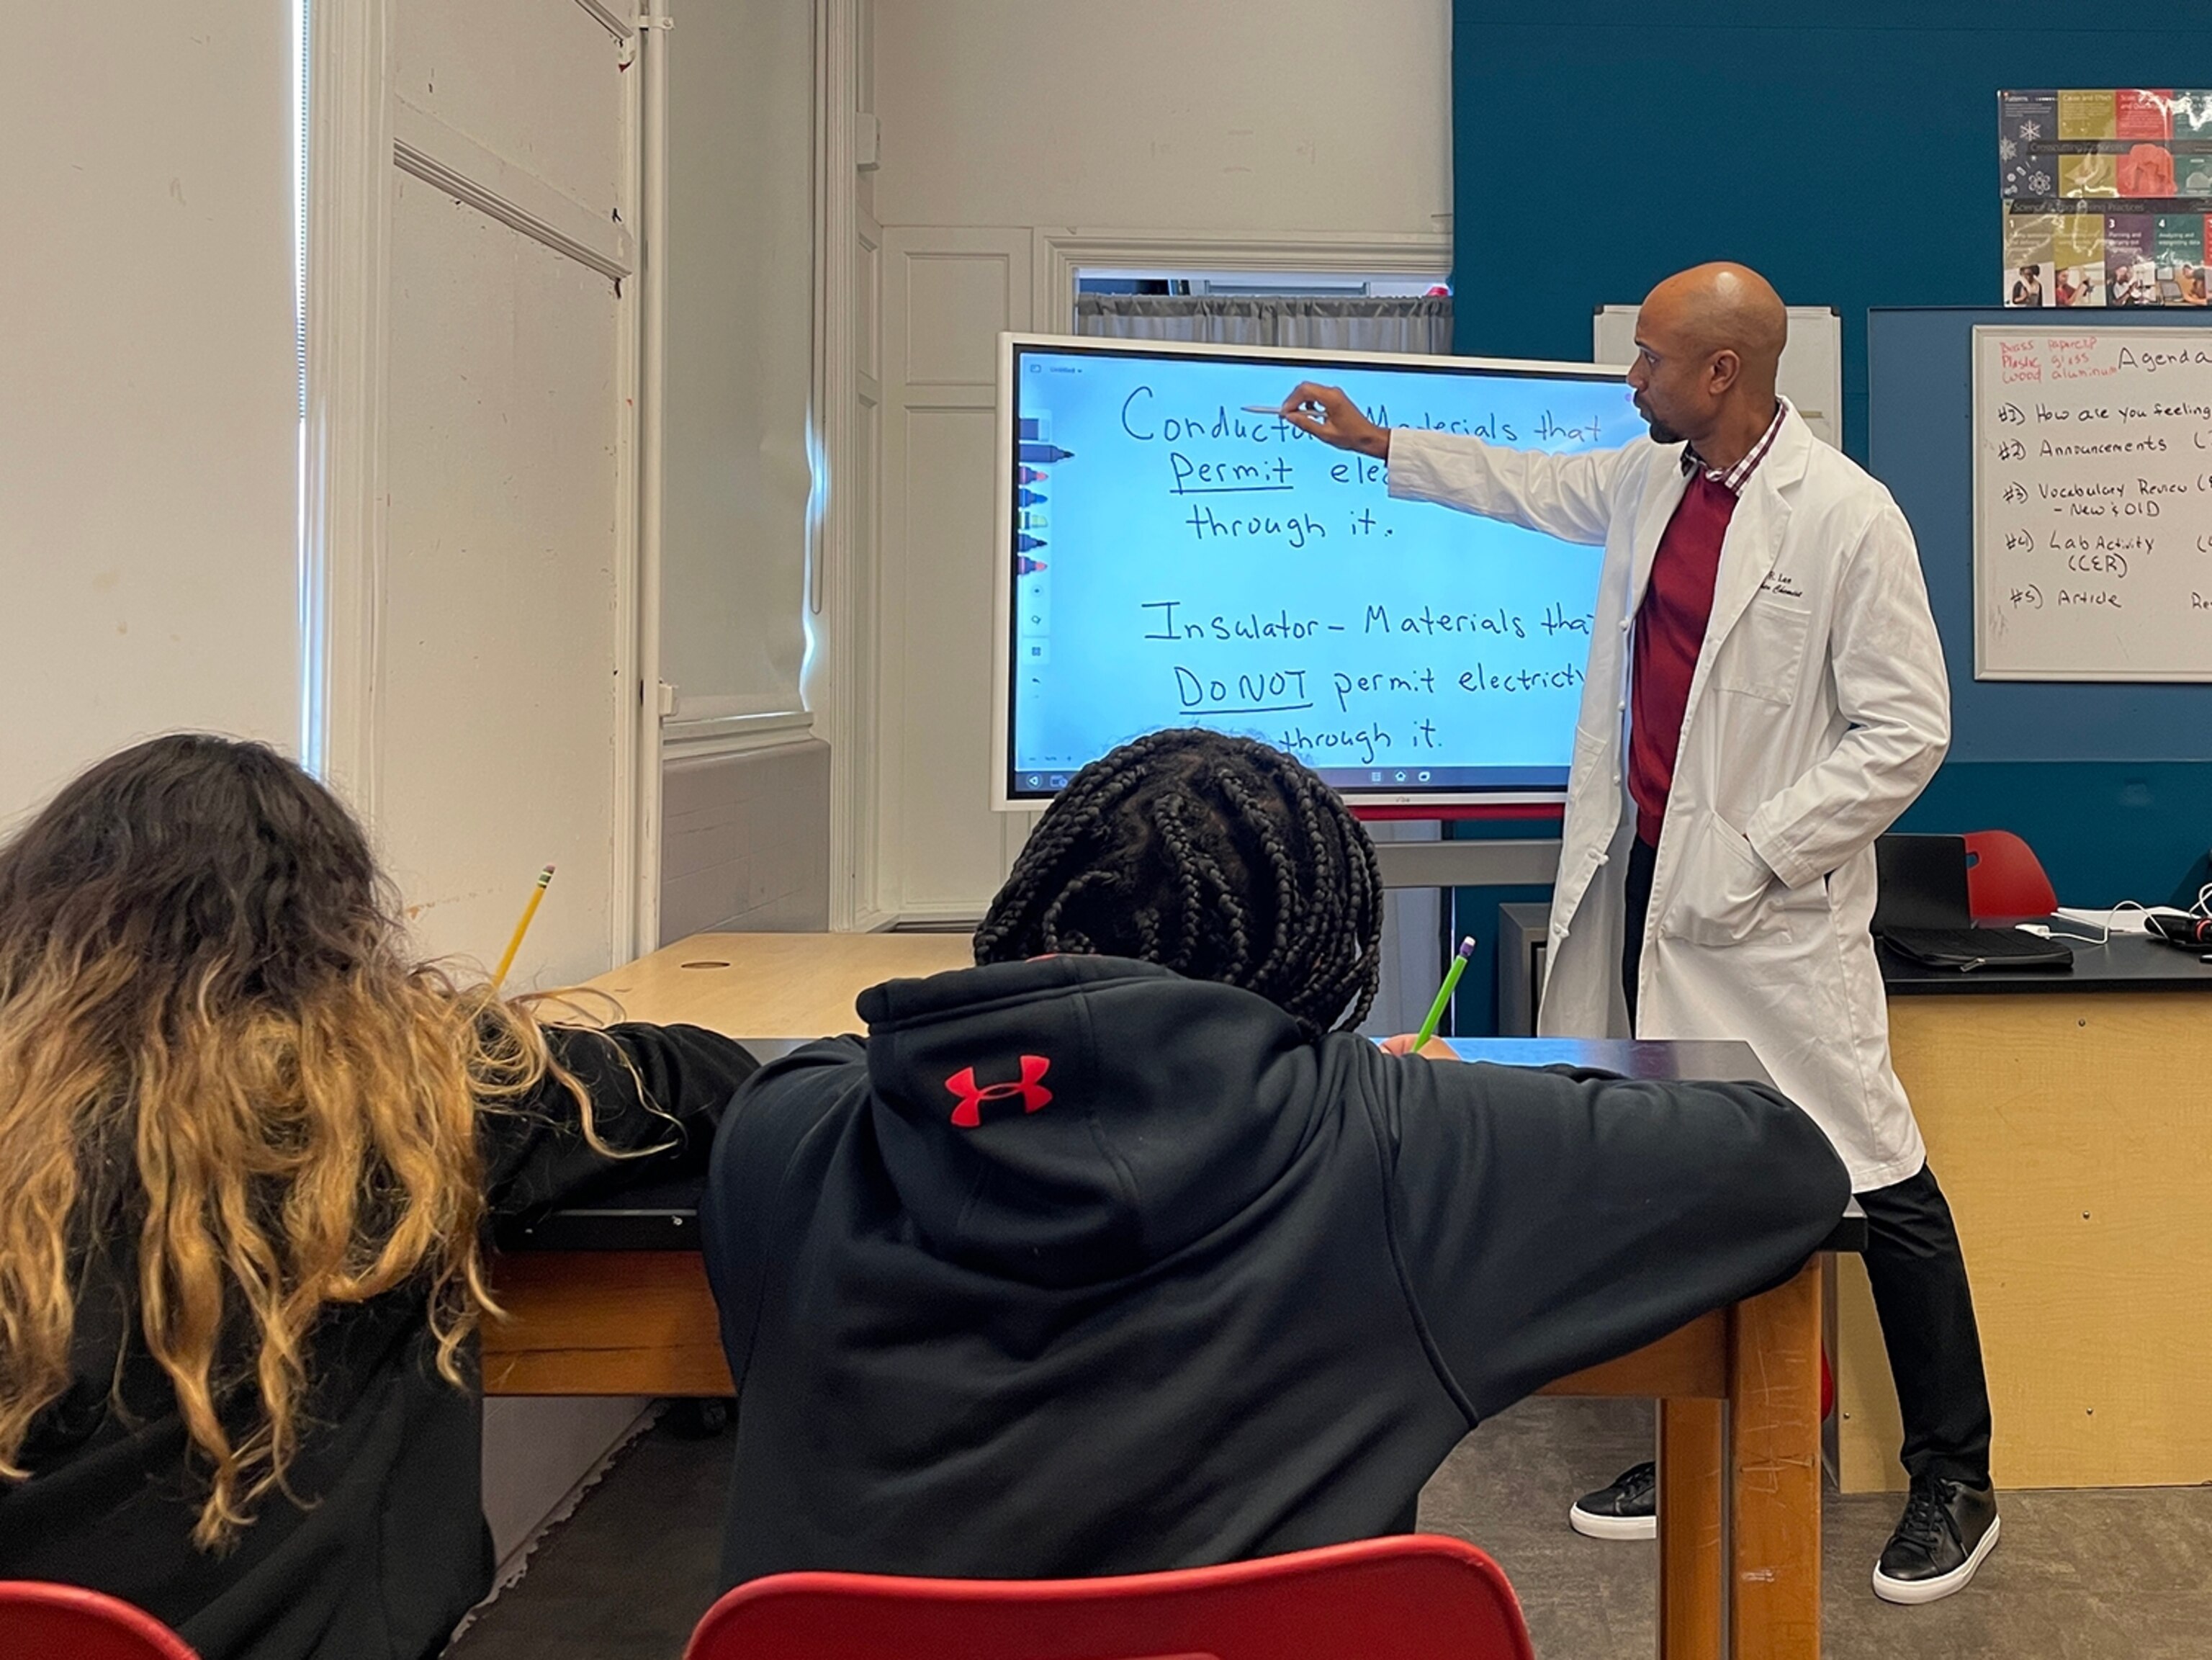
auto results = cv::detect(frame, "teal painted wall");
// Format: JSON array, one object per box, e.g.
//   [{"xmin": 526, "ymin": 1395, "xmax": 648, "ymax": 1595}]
[
  {"xmin": 1450, "ymin": 3, "xmax": 2212, "ymax": 459},
  {"xmin": 1441, "ymin": 13, "xmax": 2212, "ymax": 1026}
]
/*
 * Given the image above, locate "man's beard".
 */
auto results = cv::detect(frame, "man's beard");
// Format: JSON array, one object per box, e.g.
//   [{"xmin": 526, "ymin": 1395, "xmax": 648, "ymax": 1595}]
[{"xmin": 1637, "ymin": 403, "xmax": 1682, "ymax": 445}]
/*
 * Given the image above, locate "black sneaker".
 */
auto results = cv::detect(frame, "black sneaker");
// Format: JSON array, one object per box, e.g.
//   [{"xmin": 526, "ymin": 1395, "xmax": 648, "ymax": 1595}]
[
  {"xmin": 1871, "ymin": 1476, "xmax": 2000, "ymax": 1604},
  {"xmin": 1568, "ymin": 1460, "xmax": 1656, "ymax": 1540}
]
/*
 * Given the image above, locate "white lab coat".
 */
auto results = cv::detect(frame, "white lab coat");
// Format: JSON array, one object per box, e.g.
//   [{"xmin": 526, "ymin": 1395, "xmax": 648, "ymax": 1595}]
[{"xmin": 1388, "ymin": 409, "xmax": 1949, "ymax": 1190}]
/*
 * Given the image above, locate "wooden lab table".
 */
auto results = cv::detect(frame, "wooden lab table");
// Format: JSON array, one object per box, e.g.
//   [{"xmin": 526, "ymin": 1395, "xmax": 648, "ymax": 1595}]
[
  {"xmin": 487, "ymin": 933, "xmax": 1861, "ymax": 1660},
  {"xmin": 1835, "ymin": 930, "xmax": 2212, "ymax": 1494}
]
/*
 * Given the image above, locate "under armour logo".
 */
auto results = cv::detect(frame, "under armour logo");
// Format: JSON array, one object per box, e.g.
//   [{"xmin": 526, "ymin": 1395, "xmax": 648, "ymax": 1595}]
[{"xmin": 945, "ymin": 1056, "xmax": 1053, "ymax": 1128}]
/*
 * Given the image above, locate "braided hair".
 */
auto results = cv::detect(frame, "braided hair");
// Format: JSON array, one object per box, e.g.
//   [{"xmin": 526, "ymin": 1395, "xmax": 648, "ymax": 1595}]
[{"xmin": 975, "ymin": 729, "xmax": 1383, "ymax": 1038}]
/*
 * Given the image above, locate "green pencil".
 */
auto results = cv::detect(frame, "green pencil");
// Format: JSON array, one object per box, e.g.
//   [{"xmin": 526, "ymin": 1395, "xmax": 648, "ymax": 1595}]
[{"xmin": 1413, "ymin": 936, "xmax": 1478, "ymax": 1048}]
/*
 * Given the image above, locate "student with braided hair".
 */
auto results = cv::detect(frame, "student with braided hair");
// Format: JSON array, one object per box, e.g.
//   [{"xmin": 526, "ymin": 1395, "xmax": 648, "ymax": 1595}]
[
  {"xmin": 699, "ymin": 727, "xmax": 1848, "ymax": 1588},
  {"xmin": 971, "ymin": 728, "xmax": 1383, "ymax": 1037}
]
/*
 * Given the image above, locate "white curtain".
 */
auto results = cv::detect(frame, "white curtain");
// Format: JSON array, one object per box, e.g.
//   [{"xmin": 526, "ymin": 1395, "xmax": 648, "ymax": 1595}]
[
  {"xmin": 658, "ymin": 0, "xmax": 816, "ymax": 727},
  {"xmin": 1075, "ymin": 295, "xmax": 1453, "ymax": 355}
]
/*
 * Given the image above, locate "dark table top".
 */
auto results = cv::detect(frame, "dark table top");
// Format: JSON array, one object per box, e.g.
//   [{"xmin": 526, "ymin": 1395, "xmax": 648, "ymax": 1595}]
[
  {"xmin": 1879, "ymin": 925, "xmax": 2212, "ymax": 995},
  {"xmin": 506, "ymin": 1034, "xmax": 1863, "ymax": 1255}
]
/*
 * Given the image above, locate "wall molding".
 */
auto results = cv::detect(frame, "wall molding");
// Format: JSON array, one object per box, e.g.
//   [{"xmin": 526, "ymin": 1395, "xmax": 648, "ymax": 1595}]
[
  {"xmin": 1031, "ymin": 226, "xmax": 1452, "ymax": 334},
  {"xmin": 392, "ymin": 97, "xmax": 634, "ymax": 282},
  {"xmin": 310, "ymin": 0, "xmax": 644, "ymax": 961},
  {"xmin": 889, "ymin": 901, "xmax": 987, "ymax": 929},
  {"xmin": 608, "ymin": 37, "xmax": 647, "ymax": 959},
  {"xmin": 570, "ymin": 0, "xmax": 635, "ymax": 40},
  {"xmin": 629, "ymin": 14, "xmax": 674, "ymax": 955},
  {"xmin": 661, "ymin": 709, "xmax": 817, "ymax": 758}
]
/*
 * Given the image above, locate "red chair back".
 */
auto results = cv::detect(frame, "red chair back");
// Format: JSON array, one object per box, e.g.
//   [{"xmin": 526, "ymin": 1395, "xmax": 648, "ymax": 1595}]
[
  {"xmin": 684, "ymin": 1535, "xmax": 1533, "ymax": 1660},
  {"xmin": 1961, "ymin": 830, "xmax": 2058, "ymax": 923},
  {"xmin": 0, "ymin": 1583, "xmax": 198, "ymax": 1660}
]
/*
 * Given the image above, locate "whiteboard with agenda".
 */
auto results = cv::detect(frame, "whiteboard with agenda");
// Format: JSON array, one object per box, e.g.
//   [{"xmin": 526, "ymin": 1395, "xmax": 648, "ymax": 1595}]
[
  {"xmin": 1974, "ymin": 325, "xmax": 2212, "ymax": 681},
  {"xmin": 992, "ymin": 335, "xmax": 1638, "ymax": 809}
]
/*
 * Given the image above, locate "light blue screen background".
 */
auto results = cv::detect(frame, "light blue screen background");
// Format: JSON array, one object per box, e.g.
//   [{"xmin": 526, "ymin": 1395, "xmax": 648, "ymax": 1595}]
[{"xmin": 1007, "ymin": 344, "xmax": 1635, "ymax": 792}]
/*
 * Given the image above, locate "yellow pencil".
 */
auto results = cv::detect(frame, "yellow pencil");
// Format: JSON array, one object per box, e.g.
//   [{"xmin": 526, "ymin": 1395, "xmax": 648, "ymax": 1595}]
[{"xmin": 493, "ymin": 865, "xmax": 555, "ymax": 989}]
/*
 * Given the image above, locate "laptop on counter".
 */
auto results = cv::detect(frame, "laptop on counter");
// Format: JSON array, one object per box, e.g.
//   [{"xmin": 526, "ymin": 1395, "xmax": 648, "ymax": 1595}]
[{"xmin": 1873, "ymin": 835, "xmax": 2074, "ymax": 972}]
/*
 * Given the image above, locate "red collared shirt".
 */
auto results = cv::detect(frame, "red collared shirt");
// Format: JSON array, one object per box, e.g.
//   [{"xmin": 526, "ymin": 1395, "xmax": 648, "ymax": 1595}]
[{"xmin": 1627, "ymin": 400, "xmax": 1790, "ymax": 847}]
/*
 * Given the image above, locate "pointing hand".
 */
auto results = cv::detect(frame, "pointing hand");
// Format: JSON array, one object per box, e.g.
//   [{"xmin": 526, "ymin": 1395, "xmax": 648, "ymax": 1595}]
[{"xmin": 1277, "ymin": 382, "xmax": 1391, "ymax": 459}]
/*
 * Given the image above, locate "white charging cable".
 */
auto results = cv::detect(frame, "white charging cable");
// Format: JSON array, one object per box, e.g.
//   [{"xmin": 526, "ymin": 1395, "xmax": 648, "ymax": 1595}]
[{"xmin": 2033, "ymin": 887, "xmax": 2211, "ymax": 946}]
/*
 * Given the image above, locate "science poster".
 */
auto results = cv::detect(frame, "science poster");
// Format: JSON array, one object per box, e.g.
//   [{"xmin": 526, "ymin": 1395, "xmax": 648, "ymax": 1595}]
[{"xmin": 2000, "ymin": 89, "xmax": 2212, "ymax": 308}]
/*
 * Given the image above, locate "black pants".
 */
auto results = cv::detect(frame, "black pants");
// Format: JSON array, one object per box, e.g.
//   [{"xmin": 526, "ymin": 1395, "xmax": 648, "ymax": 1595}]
[{"xmin": 1621, "ymin": 833, "xmax": 1994, "ymax": 1486}]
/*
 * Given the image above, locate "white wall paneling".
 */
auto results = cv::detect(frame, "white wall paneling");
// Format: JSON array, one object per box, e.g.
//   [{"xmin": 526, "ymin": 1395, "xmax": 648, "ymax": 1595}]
[
  {"xmin": 876, "ymin": 228, "xmax": 1038, "ymax": 921},
  {"xmin": 314, "ymin": 0, "xmax": 638, "ymax": 991},
  {"xmin": 306, "ymin": 0, "xmax": 646, "ymax": 1557},
  {"xmin": 392, "ymin": 0, "xmax": 627, "ymax": 217},
  {"xmin": 377, "ymin": 171, "xmax": 629, "ymax": 985},
  {"xmin": 660, "ymin": 738, "xmax": 832, "ymax": 937},
  {"xmin": 391, "ymin": 99, "xmax": 634, "ymax": 282},
  {"xmin": 1, "ymin": 1, "xmax": 298, "ymax": 825},
  {"xmin": 855, "ymin": 1, "xmax": 1454, "ymax": 922},
  {"xmin": 870, "ymin": 0, "xmax": 1452, "ymax": 238}
]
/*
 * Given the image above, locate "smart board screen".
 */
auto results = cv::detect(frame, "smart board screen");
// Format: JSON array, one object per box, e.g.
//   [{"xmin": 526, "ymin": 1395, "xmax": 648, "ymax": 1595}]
[{"xmin": 998, "ymin": 336, "xmax": 1636, "ymax": 807}]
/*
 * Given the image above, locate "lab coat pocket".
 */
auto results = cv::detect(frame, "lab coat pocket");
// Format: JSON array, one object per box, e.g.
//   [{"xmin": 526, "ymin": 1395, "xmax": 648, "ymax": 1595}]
[
  {"xmin": 1660, "ymin": 810, "xmax": 1776, "ymax": 948},
  {"xmin": 1715, "ymin": 596, "xmax": 1812, "ymax": 705}
]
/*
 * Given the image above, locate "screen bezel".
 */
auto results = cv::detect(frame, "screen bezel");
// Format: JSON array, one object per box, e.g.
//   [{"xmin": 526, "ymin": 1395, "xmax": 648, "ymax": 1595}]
[{"xmin": 990, "ymin": 332, "xmax": 1632, "ymax": 813}]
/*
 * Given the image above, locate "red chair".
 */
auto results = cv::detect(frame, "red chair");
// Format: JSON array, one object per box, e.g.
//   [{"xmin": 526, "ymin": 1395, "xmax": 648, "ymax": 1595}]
[
  {"xmin": 1961, "ymin": 830, "xmax": 2058, "ymax": 923},
  {"xmin": 0, "ymin": 1583, "xmax": 198, "ymax": 1660},
  {"xmin": 683, "ymin": 1534, "xmax": 1534, "ymax": 1660}
]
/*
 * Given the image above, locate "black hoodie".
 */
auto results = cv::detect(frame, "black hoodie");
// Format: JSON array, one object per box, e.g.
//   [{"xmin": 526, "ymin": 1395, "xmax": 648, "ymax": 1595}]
[
  {"xmin": 701, "ymin": 956, "xmax": 1848, "ymax": 1587},
  {"xmin": 0, "ymin": 1023, "xmax": 757, "ymax": 1660}
]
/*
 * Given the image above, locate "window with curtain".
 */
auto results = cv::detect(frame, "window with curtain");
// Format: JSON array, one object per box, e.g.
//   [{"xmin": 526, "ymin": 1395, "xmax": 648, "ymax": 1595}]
[
  {"xmin": 1075, "ymin": 294, "xmax": 1453, "ymax": 355},
  {"xmin": 659, "ymin": 0, "xmax": 816, "ymax": 729}
]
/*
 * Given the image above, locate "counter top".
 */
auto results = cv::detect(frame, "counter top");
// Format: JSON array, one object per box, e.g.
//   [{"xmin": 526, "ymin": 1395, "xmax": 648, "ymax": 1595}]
[{"xmin": 1879, "ymin": 926, "xmax": 2212, "ymax": 995}]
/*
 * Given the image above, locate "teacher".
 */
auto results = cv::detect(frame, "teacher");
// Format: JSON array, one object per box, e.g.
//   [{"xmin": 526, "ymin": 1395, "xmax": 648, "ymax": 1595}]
[{"xmin": 1285, "ymin": 263, "xmax": 1999, "ymax": 1606}]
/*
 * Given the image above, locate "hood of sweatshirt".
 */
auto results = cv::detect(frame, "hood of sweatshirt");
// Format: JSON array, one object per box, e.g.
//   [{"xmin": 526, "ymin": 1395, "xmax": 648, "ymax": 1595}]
[{"xmin": 855, "ymin": 955, "xmax": 1333, "ymax": 1290}]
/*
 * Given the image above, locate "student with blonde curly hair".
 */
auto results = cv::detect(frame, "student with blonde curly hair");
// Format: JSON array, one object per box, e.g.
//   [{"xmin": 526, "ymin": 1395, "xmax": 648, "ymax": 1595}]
[{"xmin": 0, "ymin": 734, "xmax": 757, "ymax": 1660}]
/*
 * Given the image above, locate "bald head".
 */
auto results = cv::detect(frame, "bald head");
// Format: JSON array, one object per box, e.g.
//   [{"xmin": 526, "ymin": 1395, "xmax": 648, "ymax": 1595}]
[{"xmin": 1626, "ymin": 262, "xmax": 1788, "ymax": 456}]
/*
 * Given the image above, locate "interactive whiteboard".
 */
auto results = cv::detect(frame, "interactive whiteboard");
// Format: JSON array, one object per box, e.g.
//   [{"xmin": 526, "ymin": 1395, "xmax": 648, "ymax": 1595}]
[
  {"xmin": 1974, "ymin": 325, "xmax": 2212, "ymax": 681},
  {"xmin": 992, "ymin": 335, "xmax": 1636, "ymax": 809}
]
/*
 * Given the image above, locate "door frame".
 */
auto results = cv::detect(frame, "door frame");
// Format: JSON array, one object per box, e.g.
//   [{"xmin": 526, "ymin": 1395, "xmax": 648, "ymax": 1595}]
[{"xmin": 303, "ymin": 0, "xmax": 646, "ymax": 960}]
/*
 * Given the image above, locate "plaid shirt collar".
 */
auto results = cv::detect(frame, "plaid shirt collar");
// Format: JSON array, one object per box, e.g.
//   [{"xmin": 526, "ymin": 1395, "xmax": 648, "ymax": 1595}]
[{"xmin": 1681, "ymin": 398, "xmax": 1790, "ymax": 495}]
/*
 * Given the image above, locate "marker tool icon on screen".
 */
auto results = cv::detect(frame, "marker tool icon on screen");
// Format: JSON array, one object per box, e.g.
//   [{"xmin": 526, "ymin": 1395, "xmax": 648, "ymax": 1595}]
[
  {"xmin": 1016, "ymin": 534, "xmax": 1046, "ymax": 553},
  {"xmin": 1015, "ymin": 556, "xmax": 1048, "ymax": 576},
  {"xmin": 1020, "ymin": 443, "xmax": 1076, "ymax": 464}
]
